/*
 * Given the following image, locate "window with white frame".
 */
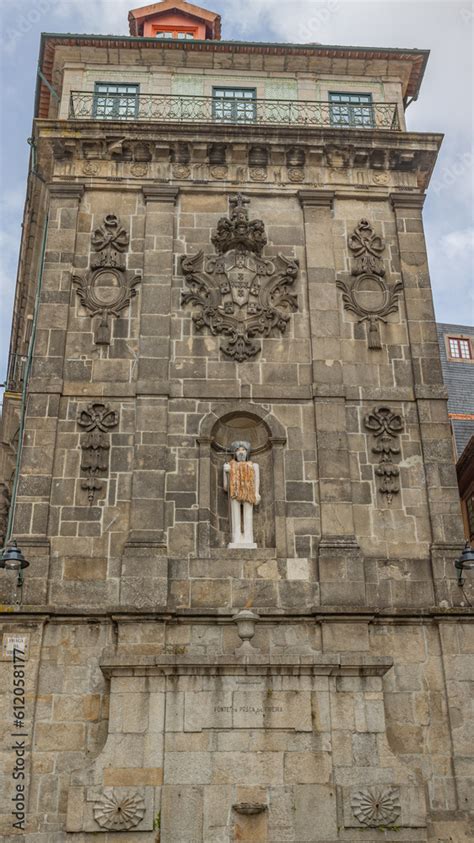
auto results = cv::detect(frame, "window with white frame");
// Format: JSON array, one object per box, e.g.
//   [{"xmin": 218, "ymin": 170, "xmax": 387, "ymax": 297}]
[
  {"xmin": 213, "ymin": 87, "xmax": 257, "ymax": 123},
  {"xmin": 93, "ymin": 83, "xmax": 139, "ymax": 120},
  {"xmin": 329, "ymin": 92, "xmax": 374, "ymax": 128},
  {"xmin": 448, "ymin": 336, "xmax": 472, "ymax": 360}
]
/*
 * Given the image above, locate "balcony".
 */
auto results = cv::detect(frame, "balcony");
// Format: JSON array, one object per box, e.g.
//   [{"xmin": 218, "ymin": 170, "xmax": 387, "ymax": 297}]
[{"xmin": 69, "ymin": 92, "xmax": 400, "ymax": 130}]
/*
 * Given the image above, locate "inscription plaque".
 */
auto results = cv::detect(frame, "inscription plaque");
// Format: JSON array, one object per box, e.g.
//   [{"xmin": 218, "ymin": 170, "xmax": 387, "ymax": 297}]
[{"xmin": 183, "ymin": 690, "xmax": 312, "ymax": 732}]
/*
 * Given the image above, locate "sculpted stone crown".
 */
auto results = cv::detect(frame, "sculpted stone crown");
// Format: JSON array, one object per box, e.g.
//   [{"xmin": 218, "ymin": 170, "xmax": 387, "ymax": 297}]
[{"xmin": 211, "ymin": 193, "xmax": 268, "ymax": 256}]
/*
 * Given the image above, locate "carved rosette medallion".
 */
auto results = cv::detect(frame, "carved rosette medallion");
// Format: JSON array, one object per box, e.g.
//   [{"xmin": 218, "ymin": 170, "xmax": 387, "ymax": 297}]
[
  {"xmin": 130, "ymin": 161, "xmax": 148, "ymax": 177},
  {"xmin": 337, "ymin": 218, "xmax": 402, "ymax": 349},
  {"xmin": 210, "ymin": 165, "xmax": 229, "ymax": 180},
  {"xmin": 287, "ymin": 167, "xmax": 305, "ymax": 183},
  {"xmin": 172, "ymin": 164, "xmax": 191, "ymax": 179},
  {"xmin": 72, "ymin": 214, "xmax": 141, "ymax": 344},
  {"xmin": 351, "ymin": 787, "xmax": 401, "ymax": 827},
  {"xmin": 364, "ymin": 406, "xmax": 404, "ymax": 504},
  {"xmin": 181, "ymin": 193, "xmax": 299, "ymax": 361},
  {"xmin": 93, "ymin": 788, "xmax": 145, "ymax": 831},
  {"xmin": 249, "ymin": 167, "xmax": 268, "ymax": 182},
  {"xmin": 78, "ymin": 403, "xmax": 119, "ymax": 503},
  {"xmin": 82, "ymin": 160, "xmax": 100, "ymax": 176}
]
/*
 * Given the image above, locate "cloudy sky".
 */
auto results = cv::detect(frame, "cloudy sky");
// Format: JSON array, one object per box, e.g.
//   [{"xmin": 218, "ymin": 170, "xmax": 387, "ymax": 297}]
[{"xmin": 0, "ymin": 0, "xmax": 473, "ymax": 399}]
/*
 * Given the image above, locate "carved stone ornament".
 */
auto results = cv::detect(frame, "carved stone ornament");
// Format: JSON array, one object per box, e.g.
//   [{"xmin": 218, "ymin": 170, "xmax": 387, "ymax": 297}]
[
  {"xmin": 93, "ymin": 788, "xmax": 145, "ymax": 831},
  {"xmin": 287, "ymin": 167, "xmax": 305, "ymax": 183},
  {"xmin": 181, "ymin": 194, "xmax": 299, "ymax": 361},
  {"xmin": 82, "ymin": 160, "xmax": 100, "ymax": 176},
  {"xmin": 72, "ymin": 214, "xmax": 141, "ymax": 345},
  {"xmin": 337, "ymin": 218, "xmax": 402, "ymax": 349},
  {"xmin": 351, "ymin": 786, "xmax": 401, "ymax": 827},
  {"xmin": 0, "ymin": 482, "xmax": 11, "ymax": 546},
  {"xmin": 249, "ymin": 167, "xmax": 268, "ymax": 182},
  {"xmin": 78, "ymin": 403, "xmax": 119, "ymax": 503},
  {"xmin": 172, "ymin": 164, "xmax": 191, "ymax": 179},
  {"xmin": 210, "ymin": 165, "xmax": 229, "ymax": 180},
  {"xmin": 130, "ymin": 161, "xmax": 148, "ymax": 177},
  {"xmin": 364, "ymin": 406, "xmax": 404, "ymax": 504},
  {"xmin": 233, "ymin": 802, "xmax": 268, "ymax": 815}
]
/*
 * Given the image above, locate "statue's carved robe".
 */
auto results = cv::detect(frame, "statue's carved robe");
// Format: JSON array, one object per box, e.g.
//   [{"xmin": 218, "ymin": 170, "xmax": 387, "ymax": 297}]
[{"xmin": 229, "ymin": 460, "xmax": 257, "ymax": 504}]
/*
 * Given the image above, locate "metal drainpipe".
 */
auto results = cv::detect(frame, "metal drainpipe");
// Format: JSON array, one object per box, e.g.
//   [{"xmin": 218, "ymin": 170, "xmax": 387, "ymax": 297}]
[{"xmin": 5, "ymin": 209, "xmax": 49, "ymax": 544}]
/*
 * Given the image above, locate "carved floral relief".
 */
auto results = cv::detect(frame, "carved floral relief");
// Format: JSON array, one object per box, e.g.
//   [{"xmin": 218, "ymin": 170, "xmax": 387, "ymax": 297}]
[
  {"xmin": 77, "ymin": 403, "xmax": 119, "ymax": 503},
  {"xmin": 351, "ymin": 786, "xmax": 401, "ymax": 827},
  {"xmin": 181, "ymin": 193, "xmax": 299, "ymax": 361},
  {"xmin": 337, "ymin": 218, "xmax": 402, "ymax": 349},
  {"xmin": 364, "ymin": 406, "xmax": 404, "ymax": 504},
  {"xmin": 93, "ymin": 788, "xmax": 145, "ymax": 831},
  {"xmin": 73, "ymin": 214, "xmax": 141, "ymax": 345}
]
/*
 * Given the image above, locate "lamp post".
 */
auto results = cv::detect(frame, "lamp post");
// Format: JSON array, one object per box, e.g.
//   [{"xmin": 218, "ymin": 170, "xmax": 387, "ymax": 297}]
[
  {"xmin": 454, "ymin": 541, "xmax": 474, "ymax": 587},
  {"xmin": 0, "ymin": 541, "xmax": 30, "ymax": 588}
]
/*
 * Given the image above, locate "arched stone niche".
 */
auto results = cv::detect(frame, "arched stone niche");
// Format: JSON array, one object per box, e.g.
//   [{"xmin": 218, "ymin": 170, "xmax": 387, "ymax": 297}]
[{"xmin": 197, "ymin": 404, "xmax": 287, "ymax": 557}]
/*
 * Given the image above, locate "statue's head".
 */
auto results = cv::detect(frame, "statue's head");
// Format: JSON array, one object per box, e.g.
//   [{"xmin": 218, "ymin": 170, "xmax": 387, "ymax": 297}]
[{"xmin": 230, "ymin": 440, "xmax": 251, "ymax": 462}]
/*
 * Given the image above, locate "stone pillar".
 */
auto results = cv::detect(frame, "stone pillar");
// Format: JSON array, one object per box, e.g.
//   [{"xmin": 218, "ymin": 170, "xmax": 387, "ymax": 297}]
[
  {"xmin": 197, "ymin": 436, "xmax": 212, "ymax": 558},
  {"xmin": 299, "ymin": 190, "xmax": 363, "ymax": 606},
  {"xmin": 390, "ymin": 193, "xmax": 465, "ymax": 605},
  {"xmin": 271, "ymin": 436, "xmax": 288, "ymax": 559},
  {"xmin": 120, "ymin": 187, "xmax": 179, "ymax": 608},
  {"xmin": 7, "ymin": 184, "xmax": 84, "ymax": 605}
]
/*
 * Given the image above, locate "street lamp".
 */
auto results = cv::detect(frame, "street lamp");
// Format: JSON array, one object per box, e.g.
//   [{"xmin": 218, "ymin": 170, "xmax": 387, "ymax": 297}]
[
  {"xmin": 0, "ymin": 541, "xmax": 30, "ymax": 588},
  {"xmin": 454, "ymin": 541, "xmax": 474, "ymax": 587}
]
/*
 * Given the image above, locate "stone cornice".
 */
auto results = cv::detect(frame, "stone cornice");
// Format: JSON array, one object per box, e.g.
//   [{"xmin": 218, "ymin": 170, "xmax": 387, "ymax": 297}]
[
  {"xmin": 298, "ymin": 190, "xmax": 335, "ymax": 208},
  {"xmin": 1, "ymin": 607, "xmax": 472, "ymax": 620},
  {"xmin": 48, "ymin": 182, "xmax": 84, "ymax": 199},
  {"xmin": 39, "ymin": 120, "xmax": 443, "ymax": 151},
  {"xmin": 38, "ymin": 123, "xmax": 443, "ymax": 191},
  {"xmin": 99, "ymin": 650, "xmax": 394, "ymax": 677},
  {"xmin": 390, "ymin": 191, "xmax": 426, "ymax": 209},
  {"xmin": 142, "ymin": 185, "xmax": 179, "ymax": 203}
]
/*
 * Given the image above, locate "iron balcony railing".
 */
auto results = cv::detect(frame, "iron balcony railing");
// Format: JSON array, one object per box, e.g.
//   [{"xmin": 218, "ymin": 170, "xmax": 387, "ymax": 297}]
[{"xmin": 69, "ymin": 92, "xmax": 401, "ymax": 130}]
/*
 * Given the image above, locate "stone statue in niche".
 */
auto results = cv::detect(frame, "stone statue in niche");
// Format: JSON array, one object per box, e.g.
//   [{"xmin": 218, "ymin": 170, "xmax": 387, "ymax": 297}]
[{"xmin": 223, "ymin": 441, "xmax": 260, "ymax": 548}]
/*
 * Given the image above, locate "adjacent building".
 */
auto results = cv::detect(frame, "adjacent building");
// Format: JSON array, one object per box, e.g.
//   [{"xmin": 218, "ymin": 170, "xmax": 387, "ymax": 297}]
[
  {"xmin": 0, "ymin": 2, "xmax": 472, "ymax": 840},
  {"xmin": 436, "ymin": 322, "xmax": 474, "ymax": 541}
]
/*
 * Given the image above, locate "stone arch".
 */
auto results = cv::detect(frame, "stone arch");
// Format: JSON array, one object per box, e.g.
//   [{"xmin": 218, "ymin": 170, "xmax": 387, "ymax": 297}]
[
  {"xmin": 197, "ymin": 403, "xmax": 287, "ymax": 556},
  {"xmin": 198, "ymin": 402, "xmax": 286, "ymax": 443}
]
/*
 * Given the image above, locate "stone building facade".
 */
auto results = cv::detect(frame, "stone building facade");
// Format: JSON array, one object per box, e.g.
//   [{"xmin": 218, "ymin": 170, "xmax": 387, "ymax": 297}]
[
  {"xmin": 436, "ymin": 323, "xmax": 474, "ymax": 543},
  {"xmin": 436, "ymin": 322, "xmax": 474, "ymax": 461},
  {"xmin": 0, "ymin": 2, "xmax": 473, "ymax": 841}
]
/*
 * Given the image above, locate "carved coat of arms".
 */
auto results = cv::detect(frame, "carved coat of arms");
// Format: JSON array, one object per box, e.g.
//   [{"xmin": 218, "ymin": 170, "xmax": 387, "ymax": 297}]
[
  {"xmin": 181, "ymin": 194, "xmax": 299, "ymax": 361},
  {"xmin": 337, "ymin": 218, "xmax": 403, "ymax": 350}
]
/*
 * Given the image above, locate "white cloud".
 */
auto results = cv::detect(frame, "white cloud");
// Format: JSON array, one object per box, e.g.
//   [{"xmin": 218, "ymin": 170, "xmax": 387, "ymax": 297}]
[
  {"xmin": 51, "ymin": 0, "xmax": 131, "ymax": 34},
  {"xmin": 426, "ymin": 224, "xmax": 474, "ymax": 323},
  {"xmin": 441, "ymin": 227, "xmax": 474, "ymax": 259}
]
